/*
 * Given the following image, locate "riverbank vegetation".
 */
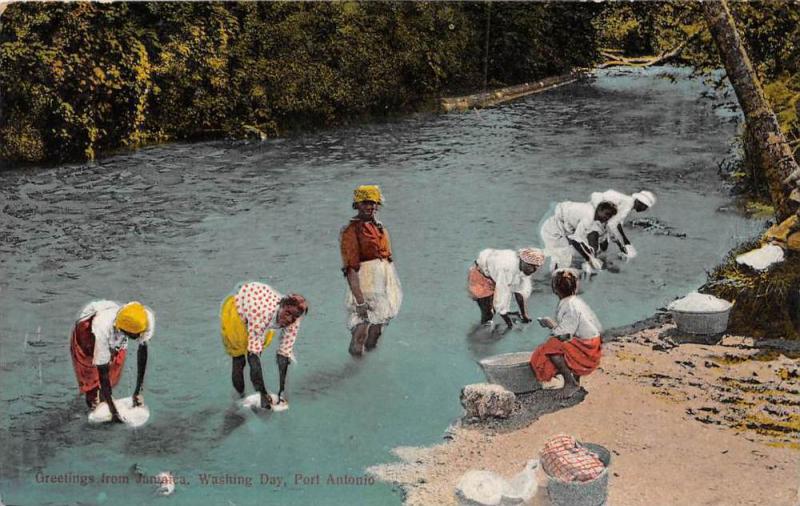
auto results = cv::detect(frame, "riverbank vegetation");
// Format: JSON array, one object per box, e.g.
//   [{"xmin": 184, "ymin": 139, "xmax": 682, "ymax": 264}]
[
  {"xmin": 1, "ymin": 2, "xmax": 796, "ymax": 173},
  {"xmin": 0, "ymin": 2, "xmax": 598, "ymax": 164},
  {"xmin": 703, "ymin": 242, "xmax": 800, "ymax": 340}
]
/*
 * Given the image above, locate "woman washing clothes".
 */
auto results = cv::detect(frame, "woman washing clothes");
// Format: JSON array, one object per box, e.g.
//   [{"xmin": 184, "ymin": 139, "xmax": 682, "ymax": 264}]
[
  {"xmin": 530, "ymin": 270, "xmax": 603, "ymax": 399},
  {"xmin": 540, "ymin": 200, "xmax": 618, "ymax": 275},
  {"xmin": 340, "ymin": 185, "xmax": 403, "ymax": 356},
  {"xmin": 220, "ymin": 282, "xmax": 308, "ymax": 409},
  {"xmin": 70, "ymin": 300, "xmax": 154, "ymax": 422},
  {"xmin": 467, "ymin": 247, "xmax": 546, "ymax": 329},
  {"xmin": 589, "ymin": 189, "xmax": 656, "ymax": 260}
]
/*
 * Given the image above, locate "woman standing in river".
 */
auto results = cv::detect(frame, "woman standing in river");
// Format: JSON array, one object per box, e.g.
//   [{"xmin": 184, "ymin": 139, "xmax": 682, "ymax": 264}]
[{"xmin": 340, "ymin": 185, "xmax": 403, "ymax": 356}]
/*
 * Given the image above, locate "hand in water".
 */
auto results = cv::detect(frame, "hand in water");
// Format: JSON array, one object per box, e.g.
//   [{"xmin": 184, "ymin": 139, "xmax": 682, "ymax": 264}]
[{"xmin": 260, "ymin": 392, "xmax": 272, "ymax": 410}]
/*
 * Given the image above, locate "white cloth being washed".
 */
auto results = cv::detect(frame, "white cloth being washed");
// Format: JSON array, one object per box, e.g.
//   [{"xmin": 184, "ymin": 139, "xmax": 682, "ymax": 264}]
[{"xmin": 735, "ymin": 244, "xmax": 784, "ymax": 271}]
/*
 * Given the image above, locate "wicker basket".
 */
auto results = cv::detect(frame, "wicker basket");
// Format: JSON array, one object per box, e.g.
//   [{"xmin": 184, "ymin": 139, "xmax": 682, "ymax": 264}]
[
  {"xmin": 478, "ymin": 352, "xmax": 540, "ymax": 394},
  {"xmin": 671, "ymin": 307, "xmax": 732, "ymax": 335},
  {"xmin": 543, "ymin": 442, "xmax": 611, "ymax": 506}
]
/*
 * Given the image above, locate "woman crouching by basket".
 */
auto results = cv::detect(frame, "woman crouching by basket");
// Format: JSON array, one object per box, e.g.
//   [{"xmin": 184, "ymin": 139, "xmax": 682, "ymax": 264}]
[{"xmin": 530, "ymin": 269, "xmax": 602, "ymax": 399}]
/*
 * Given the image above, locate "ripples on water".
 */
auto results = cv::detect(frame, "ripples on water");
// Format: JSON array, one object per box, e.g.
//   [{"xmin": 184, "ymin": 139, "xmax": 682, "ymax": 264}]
[{"xmin": 0, "ymin": 67, "xmax": 758, "ymax": 505}]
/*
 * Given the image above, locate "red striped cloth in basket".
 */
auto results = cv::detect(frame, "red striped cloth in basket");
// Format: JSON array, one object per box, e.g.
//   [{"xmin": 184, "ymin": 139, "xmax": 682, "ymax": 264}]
[{"xmin": 540, "ymin": 434, "xmax": 605, "ymax": 482}]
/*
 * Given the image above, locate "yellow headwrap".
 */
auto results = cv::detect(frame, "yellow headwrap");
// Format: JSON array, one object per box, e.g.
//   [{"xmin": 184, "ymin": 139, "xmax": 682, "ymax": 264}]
[
  {"xmin": 115, "ymin": 302, "xmax": 148, "ymax": 335},
  {"xmin": 353, "ymin": 185, "xmax": 383, "ymax": 204}
]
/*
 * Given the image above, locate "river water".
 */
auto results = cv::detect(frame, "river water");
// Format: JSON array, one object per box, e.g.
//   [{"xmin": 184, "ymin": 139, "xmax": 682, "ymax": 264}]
[{"xmin": 0, "ymin": 67, "xmax": 759, "ymax": 505}]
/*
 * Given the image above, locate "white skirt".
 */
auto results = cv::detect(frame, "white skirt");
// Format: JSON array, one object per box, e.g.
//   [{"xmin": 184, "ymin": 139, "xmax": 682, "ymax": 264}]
[
  {"xmin": 540, "ymin": 217, "xmax": 574, "ymax": 272},
  {"xmin": 345, "ymin": 259, "xmax": 402, "ymax": 330}
]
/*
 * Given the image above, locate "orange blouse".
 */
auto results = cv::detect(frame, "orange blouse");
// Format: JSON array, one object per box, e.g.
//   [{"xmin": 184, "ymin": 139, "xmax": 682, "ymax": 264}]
[{"xmin": 340, "ymin": 220, "xmax": 393, "ymax": 272}]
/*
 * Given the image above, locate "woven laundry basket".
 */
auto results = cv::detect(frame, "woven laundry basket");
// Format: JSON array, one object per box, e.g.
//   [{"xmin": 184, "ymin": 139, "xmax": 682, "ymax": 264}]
[
  {"xmin": 671, "ymin": 307, "xmax": 732, "ymax": 335},
  {"xmin": 478, "ymin": 352, "xmax": 540, "ymax": 394},
  {"xmin": 543, "ymin": 442, "xmax": 611, "ymax": 506},
  {"xmin": 668, "ymin": 293, "xmax": 734, "ymax": 335}
]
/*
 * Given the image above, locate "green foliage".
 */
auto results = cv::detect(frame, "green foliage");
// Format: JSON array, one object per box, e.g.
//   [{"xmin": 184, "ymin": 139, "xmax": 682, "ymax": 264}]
[
  {"xmin": 0, "ymin": 3, "xmax": 156, "ymax": 161},
  {"xmin": 593, "ymin": 1, "xmax": 702, "ymax": 56},
  {"xmin": 0, "ymin": 1, "xmax": 598, "ymax": 164},
  {"xmin": 484, "ymin": 3, "xmax": 599, "ymax": 83},
  {"xmin": 730, "ymin": 2, "xmax": 800, "ymax": 150}
]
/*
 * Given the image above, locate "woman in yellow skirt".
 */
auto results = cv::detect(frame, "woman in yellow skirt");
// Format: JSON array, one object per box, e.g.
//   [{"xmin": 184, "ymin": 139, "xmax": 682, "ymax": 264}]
[{"xmin": 221, "ymin": 282, "xmax": 308, "ymax": 409}]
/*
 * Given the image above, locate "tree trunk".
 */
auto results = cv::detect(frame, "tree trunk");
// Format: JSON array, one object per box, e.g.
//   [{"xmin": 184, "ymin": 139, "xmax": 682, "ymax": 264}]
[{"xmin": 702, "ymin": 0, "xmax": 799, "ymax": 220}]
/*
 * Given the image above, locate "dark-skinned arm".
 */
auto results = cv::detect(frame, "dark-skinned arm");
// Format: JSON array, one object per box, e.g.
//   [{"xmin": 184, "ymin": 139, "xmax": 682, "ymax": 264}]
[
  {"xmin": 132, "ymin": 343, "xmax": 147, "ymax": 406},
  {"xmin": 568, "ymin": 237, "xmax": 595, "ymax": 263},
  {"xmin": 341, "ymin": 225, "xmax": 367, "ymax": 315},
  {"xmin": 246, "ymin": 352, "xmax": 271, "ymax": 409},
  {"xmin": 97, "ymin": 364, "xmax": 122, "ymax": 423},
  {"xmin": 579, "ymin": 232, "xmax": 605, "ymax": 270},
  {"xmin": 346, "ymin": 268, "xmax": 369, "ymax": 320},
  {"xmin": 514, "ymin": 293, "xmax": 531, "ymax": 322},
  {"xmin": 345, "ymin": 269, "xmax": 366, "ymax": 305},
  {"xmin": 587, "ymin": 231, "xmax": 601, "ymax": 254},
  {"xmin": 616, "ymin": 223, "xmax": 631, "ymax": 247},
  {"xmin": 276, "ymin": 354, "xmax": 290, "ymax": 402}
]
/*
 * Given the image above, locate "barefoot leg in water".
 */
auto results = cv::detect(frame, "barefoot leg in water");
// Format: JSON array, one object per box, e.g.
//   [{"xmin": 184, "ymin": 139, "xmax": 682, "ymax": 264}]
[
  {"xmin": 349, "ymin": 323, "xmax": 369, "ymax": 356},
  {"xmin": 476, "ymin": 297, "xmax": 494, "ymax": 324},
  {"xmin": 231, "ymin": 355, "xmax": 246, "ymax": 397},
  {"xmin": 364, "ymin": 324, "xmax": 383, "ymax": 351}
]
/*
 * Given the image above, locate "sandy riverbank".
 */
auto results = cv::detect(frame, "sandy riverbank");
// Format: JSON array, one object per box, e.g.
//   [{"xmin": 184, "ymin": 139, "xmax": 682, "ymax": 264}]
[{"xmin": 370, "ymin": 323, "xmax": 799, "ymax": 505}]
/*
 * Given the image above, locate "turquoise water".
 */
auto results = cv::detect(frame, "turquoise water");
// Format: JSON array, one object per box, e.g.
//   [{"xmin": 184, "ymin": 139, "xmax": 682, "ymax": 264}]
[{"xmin": 0, "ymin": 67, "xmax": 759, "ymax": 505}]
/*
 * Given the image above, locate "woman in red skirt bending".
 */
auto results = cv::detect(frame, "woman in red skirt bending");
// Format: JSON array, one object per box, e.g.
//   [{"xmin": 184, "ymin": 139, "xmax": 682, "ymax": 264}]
[{"xmin": 70, "ymin": 300, "xmax": 154, "ymax": 422}]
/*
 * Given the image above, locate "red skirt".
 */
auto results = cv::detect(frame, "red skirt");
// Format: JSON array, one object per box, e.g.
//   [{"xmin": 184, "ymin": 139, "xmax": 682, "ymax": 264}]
[
  {"xmin": 467, "ymin": 265, "xmax": 495, "ymax": 300},
  {"xmin": 530, "ymin": 336, "xmax": 602, "ymax": 382},
  {"xmin": 70, "ymin": 316, "xmax": 127, "ymax": 393}
]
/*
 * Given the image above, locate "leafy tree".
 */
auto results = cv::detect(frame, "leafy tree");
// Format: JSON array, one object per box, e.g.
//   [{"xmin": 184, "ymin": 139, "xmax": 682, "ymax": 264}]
[{"xmin": 0, "ymin": 2, "xmax": 601, "ymax": 165}]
